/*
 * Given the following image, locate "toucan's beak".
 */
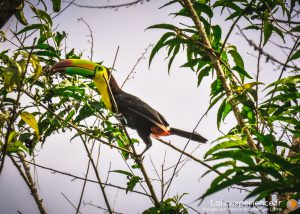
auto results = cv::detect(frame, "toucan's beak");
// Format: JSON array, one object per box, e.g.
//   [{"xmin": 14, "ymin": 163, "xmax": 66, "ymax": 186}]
[{"xmin": 50, "ymin": 59, "xmax": 98, "ymax": 78}]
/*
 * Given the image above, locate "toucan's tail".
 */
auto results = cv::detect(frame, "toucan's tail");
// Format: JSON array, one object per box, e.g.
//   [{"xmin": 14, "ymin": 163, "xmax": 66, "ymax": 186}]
[{"xmin": 170, "ymin": 127, "xmax": 207, "ymax": 143}]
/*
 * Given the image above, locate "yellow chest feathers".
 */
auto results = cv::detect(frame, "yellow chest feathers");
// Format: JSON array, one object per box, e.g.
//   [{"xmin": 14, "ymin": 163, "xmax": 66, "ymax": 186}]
[{"xmin": 93, "ymin": 66, "xmax": 113, "ymax": 111}]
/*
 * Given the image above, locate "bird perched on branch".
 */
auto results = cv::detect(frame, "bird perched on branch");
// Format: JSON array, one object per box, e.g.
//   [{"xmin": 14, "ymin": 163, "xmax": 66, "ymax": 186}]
[{"xmin": 50, "ymin": 59, "xmax": 207, "ymax": 155}]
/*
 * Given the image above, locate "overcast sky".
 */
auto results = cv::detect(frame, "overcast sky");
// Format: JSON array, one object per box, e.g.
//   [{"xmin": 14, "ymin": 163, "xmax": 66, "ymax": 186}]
[{"xmin": 0, "ymin": 0, "xmax": 290, "ymax": 213}]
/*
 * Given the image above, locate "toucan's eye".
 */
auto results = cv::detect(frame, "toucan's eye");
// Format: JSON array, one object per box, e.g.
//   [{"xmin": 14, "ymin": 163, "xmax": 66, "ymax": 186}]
[{"xmin": 96, "ymin": 66, "xmax": 103, "ymax": 71}]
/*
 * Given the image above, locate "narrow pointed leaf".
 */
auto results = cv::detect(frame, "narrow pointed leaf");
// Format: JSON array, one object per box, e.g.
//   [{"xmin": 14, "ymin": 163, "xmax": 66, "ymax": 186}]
[{"xmin": 20, "ymin": 112, "xmax": 40, "ymax": 137}]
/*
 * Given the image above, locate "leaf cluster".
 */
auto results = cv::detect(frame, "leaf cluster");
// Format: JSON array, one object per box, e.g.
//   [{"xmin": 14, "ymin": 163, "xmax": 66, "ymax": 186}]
[{"xmin": 149, "ymin": 0, "xmax": 300, "ymax": 207}]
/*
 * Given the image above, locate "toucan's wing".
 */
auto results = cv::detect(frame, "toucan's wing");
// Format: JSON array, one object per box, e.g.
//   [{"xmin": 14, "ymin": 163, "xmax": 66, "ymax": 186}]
[{"xmin": 114, "ymin": 92, "xmax": 169, "ymax": 131}]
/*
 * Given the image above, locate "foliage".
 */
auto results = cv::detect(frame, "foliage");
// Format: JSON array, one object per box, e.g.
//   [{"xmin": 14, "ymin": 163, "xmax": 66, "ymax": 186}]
[
  {"xmin": 149, "ymin": 0, "xmax": 300, "ymax": 210},
  {"xmin": 143, "ymin": 194, "xmax": 188, "ymax": 214}
]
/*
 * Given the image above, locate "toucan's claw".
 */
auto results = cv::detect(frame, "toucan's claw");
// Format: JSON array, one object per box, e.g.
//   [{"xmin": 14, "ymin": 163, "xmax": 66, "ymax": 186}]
[{"xmin": 115, "ymin": 113, "xmax": 128, "ymax": 125}]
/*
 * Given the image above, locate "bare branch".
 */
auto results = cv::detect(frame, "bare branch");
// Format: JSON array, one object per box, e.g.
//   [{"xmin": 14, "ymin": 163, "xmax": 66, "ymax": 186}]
[
  {"xmin": 121, "ymin": 44, "xmax": 153, "ymax": 88},
  {"xmin": 10, "ymin": 154, "xmax": 47, "ymax": 214},
  {"xmin": 65, "ymin": 0, "xmax": 150, "ymax": 10}
]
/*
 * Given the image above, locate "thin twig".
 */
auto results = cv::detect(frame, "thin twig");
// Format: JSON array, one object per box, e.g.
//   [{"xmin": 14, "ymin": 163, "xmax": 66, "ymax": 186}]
[
  {"xmin": 256, "ymin": 21, "xmax": 263, "ymax": 132},
  {"xmin": 163, "ymin": 106, "xmax": 208, "ymax": 199},
  {"xmin": 11, "ymin": 154, "xmax": 150, "ymax": 197},
  {"xmin": 219, "ymin": 0, "xmax": 255, "ymax": 56},
  {"xmin": 78, "ymin": 133, "xmax": 113, "ymax": 213},
  {"xmin": 77, "ymin": 18, "xmax": 94, "ymax": 61},
  {"xmin": 10, "ymin": 154, "xmax": 47, "ymax": 214},
  {"xmin": 121, "ymin": 44, "xmax": 153, "ymax": 88},
  {"xmin": 83, "ymin": 201, "xmax": 123, "ymax": 214},
  {"xmin": 76, "ymin": 135, "xmax": 95, "ymax": 214},
  {"xmin": 156, "ymin": 138, "xmax": 221, "ymax": 176},
  {"xmin": 65, "ymin": 0, "xmax": 148, "ymax": 9},
  {"xmin": 236, "ymin": 25, "xmax": 299, "ymax": 70},
  {"xmin": 61, "ymin": 192, "xmax": 82, "ymax": 214}
]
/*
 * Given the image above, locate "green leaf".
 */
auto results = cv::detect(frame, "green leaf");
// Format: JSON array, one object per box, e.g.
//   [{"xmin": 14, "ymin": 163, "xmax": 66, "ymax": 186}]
[
  {"xmin": 212, "ymin": 25, "xmax": 222, "ymax": 44},
  {"xmin": 20, "ymin": 112, "xmax": 40, "ymax": 138},
  {"xmin": 241, "ymin": 105, "xmax": 255, "ymax": 124},
  {"xmin": 202, "ymin": 161, "xmax": 236, "ymax": 177},
  {"xmin": 8, "ymin": 131, "xmax": 17, "ymax": 144},
  {"xmin": 52, "ymin": 0, "xmax": 61, "ymax": 12},
  {"xmin": 242, "ymin": 165, "xmax": 285, "ymax": 181},
  {"xmin": 289, "ymin": 50, "xmax": 300, "ymax": 61},
  {"xmin": 260, "ymin": 152, "xmax": 293, "ymax": 171},
  {"xmin": 253, "ymin": 132, "xmax": 275, "ymax": 153},
  {"xmin": 228, "ymin": 48, "xmax": 244, "ymax": 69},
  {"xmin": 168, "ymin": 43, "xmax": 180, "ymax": 73},
  {"xmin": 271, "ymin": 115, "xmax": 300, "ymax": 126},
  {"xmin": 30, "ymin": 5, "xmax": 53, "ymax": 26},
  {"xmin": 210, "ymin": 78, "xmax": 223, "ymax": 97},
  {"xmin": 7, "ymin": 140, "xmax": 29, "ymax": 153},
  {"xmin": 34, "ymin": 51, "xmax": 60, "ymax": 59},
  {"xmin": 290, "ymin": 25, "xmax": 300, "ymax": 32},
  {"xmin": 74, "ymin": 101, "xmax": 104, "ymax": 123},
  {"xmin": 16, "ymin": 24, "xmax": 48, "ymax": 35},
  {"xmin": 209, "ymin": 150, "xmax": 256, "ymax": 166},
  {"xmin": 263, "ymin": 22, "xmax": 273, "ymax": 46},
  {"xmin": 217, "ymin": 99, "xmax": 226, "ymax": 129},
  {"xmin": 23, "ymin": 43, "xmax": 56, "ymax": 52},
  {"xmin": 15, "ymin": 2, "xmax": 28, "ymax": 26},
  {"xmin": 147, "ymin": 23, "xmax": 178, "ymax": 31},
  {"xmin": 131, "ymin": 164, "xmax": 141, "ymax": 169},
  {"xmin": 193, "ymin": 2, "xmax": 214, "ymax": 18},
  {"xmin": 205, "ymin": 140, "xmax": 247, "ymax": 158},
  {"xmin": 266, "ymin": 92, "xmax": 300, "ymax": 103},
  {"xmin": 225, "ymin": 10, "xmax": 243, "ymax": 21},
  {"xmin": 197, "ymin": 65, "xmax": 212, "ymax": 86},
  {"xmin": 61, "ymin": 110, "xmax": 75, "ymax": 128},
  {"xmin": 207, "ymin": 92, "xmax": 226, "ymax": 112},
  {"xmin": 127, "ymin": 176, "xmax": 142, "ymax": 193},
  {"xmin": 222, "ymin": 102, "xmax": 232, "ymax": 121},
  {"xmin": 213, "ymin": 1, "xmax": 240, "ymax": 12},
  {"xmin": 52, "ymin": 86, "xmax": 85, "ymax": 100},
  {"xmin": 55, "ymin": 31, "xmax": 66, "ymax": 47},
  {"xmin": 149, "ymin": 32, "xmax": 176, "ymax": 66},
  {"xmin": 159, "ymin": 0, "xmax": 177, "ymax": 9},
  {"xmin": 243, "ymin": 25, "xmax": 260, "ymax": 31},
  {"xmin": 199, "ymin": 174, "xmax": 257, "ymax": 201},
  {"xmin": 181, "ymin": 58, "xmax": 202, "ymax": 68},
  {"xmin": 111, "ymin": 170, "xmax": 133, "ymax": 177},
  {"xmin": 266, "ymin": 75, "xmax": 300, "ymax": 87},
  {"xmin": 244, "ymin": 182, "xmax": 289, "ymax": 200},
  {"xmin": 273, "ymin": 26, "xmax": 285, "ymax": 42}
]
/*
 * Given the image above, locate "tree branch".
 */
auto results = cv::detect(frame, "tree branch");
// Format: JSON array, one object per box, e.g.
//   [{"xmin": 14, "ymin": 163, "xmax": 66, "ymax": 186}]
[
  {"xmin": 65, "ymin": 0, "xmax": 150, "ymax": 9},
  {"xmin": 180, "ymin": 0, "xmax": 257, "ymax": 150},
  {"xmin": 10, "ymin": 153, "xmax": 47, "ymax": 214}
]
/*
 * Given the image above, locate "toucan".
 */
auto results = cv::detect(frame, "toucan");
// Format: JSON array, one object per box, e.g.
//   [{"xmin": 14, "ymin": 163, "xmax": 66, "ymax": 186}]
[{"xmin": 50, "ymin": 59, "xmax": 207, "ymax": 155}]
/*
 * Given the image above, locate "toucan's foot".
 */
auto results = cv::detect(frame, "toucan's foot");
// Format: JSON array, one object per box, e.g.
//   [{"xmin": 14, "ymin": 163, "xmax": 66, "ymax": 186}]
[
  {"xmin": 115, "ymin": 113, "xmax": 127, "ymax": 125},
  {"xmin": 135, "ymin": 154, "xmax": 145, "ymax": 164},
  {"xmin": 138, "ymin": 143, "xmax": 151, "ymax": 157}
]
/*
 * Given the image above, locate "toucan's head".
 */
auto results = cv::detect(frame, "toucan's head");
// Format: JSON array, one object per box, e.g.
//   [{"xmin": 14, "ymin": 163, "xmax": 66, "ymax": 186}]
[{"xmin": 50, "ymin": 59, "xmax": 113, "ymax": 111}]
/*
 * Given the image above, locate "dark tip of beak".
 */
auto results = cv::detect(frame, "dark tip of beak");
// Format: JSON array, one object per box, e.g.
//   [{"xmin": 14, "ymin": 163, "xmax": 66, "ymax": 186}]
[{"xmin": 50, "ymin": 60, "xmax": 73, "ymax": 73}]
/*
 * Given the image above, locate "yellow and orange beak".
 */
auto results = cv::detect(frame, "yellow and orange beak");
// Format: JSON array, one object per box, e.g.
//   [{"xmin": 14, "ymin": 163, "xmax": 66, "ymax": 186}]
[{"xmin": 50, "ymin": 59, "xmax": 101, "ymax": 78}]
